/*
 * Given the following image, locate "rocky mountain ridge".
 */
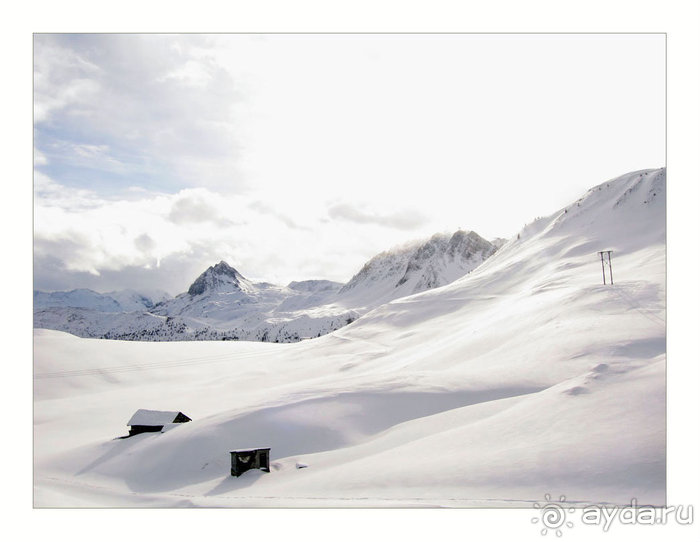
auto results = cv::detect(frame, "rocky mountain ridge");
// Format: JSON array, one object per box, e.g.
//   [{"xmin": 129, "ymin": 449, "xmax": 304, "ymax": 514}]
[{"xmin": 34, "ymin": 229, "xmax": 499, "ymax": 342}]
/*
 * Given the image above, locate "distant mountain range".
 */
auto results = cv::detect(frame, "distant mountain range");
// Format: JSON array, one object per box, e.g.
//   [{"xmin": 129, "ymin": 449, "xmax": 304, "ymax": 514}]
[
  {"xmin": 34, "ymin": 288, "xmax": 172, "ymax": 313},
  {"xmin": 33, "ymin": 229, "xmax": 499, "ymax": 342}
]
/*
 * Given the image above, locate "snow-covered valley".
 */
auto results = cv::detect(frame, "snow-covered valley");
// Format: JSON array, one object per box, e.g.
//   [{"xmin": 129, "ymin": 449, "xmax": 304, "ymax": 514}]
[{"xmin": 34, "ymin": 168, "xmax": 666, "ymax": 507}]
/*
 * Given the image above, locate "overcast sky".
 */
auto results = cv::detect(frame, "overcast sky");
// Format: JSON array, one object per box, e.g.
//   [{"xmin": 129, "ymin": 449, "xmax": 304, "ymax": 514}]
[{"xmin": 33, "ymin": 33, "xmax": 665, "ymax": 295}]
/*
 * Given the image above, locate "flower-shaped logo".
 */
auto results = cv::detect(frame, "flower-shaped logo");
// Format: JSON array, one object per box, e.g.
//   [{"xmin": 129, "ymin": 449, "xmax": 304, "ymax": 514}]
[{"xmin": 532, "ymin": 494, "xmax": 575, "ymax": 537}]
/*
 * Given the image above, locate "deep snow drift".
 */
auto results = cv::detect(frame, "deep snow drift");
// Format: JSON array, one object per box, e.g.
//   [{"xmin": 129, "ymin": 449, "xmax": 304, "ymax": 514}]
[{"xmin": 34, "ymin": 168, "xmax": 666, "ymax": 507}]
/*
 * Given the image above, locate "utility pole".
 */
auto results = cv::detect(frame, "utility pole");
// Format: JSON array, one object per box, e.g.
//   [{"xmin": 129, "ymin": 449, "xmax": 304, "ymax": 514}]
[{"xmin": 597, "ymin": 250, "xmax": 614, "ymax": 285}]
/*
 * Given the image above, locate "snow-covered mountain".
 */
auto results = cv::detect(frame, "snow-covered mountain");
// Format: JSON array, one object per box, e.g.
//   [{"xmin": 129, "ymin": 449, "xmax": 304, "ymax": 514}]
[
  {"xmin": 33, "ymin": 229, "xmax": 498, "ymax": 342},
  {"xmin": 33, "ymin": 288, "xmax": 170, "ymax": 313},
  {"xmin": 186, "ymin": 261, "xmax": 252, "ymax": 296},
  {"xmin": 34, "ymin": 289, "xmax": 124, "ymax": 312},
  {"xmin": 339, "ymin": 230, "xmax": 496, "ymax": 307},
  {"xmin": 152, "ymin": 261, "xmax": 290, "ymax": 320},
  {"xmin": 34, "ymin": 168, "xmax": 667, "ymax": 508}
]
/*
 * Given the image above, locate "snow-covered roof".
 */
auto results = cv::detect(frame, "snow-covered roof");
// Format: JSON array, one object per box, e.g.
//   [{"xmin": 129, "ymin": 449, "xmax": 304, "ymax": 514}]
[{"xmin": 127, "ymin": 409, "xmax": 185, "ymax": 426}]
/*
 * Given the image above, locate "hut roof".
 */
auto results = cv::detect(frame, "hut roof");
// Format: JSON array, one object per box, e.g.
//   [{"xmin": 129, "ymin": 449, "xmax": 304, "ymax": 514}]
[{"xmin": 127, "ymin": 409, "xmax": 187, "ymax": 426}]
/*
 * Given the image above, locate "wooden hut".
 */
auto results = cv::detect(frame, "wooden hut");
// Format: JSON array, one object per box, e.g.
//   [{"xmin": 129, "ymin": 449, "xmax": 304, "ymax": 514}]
[
  {"xmin": 127, "ymin": 409, "xmax": 191, "ymax": 436},
  {"xmin": 230, "ymin": 448, "xmax": 271, "ymax": 477}
]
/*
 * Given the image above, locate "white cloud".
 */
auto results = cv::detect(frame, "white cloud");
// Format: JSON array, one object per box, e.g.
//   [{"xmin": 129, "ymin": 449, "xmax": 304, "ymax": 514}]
[
  {"xmin": 327, "ymin": 203, "xmax": 428, "ymax": 231},
  {"xmin": 32, "ymin": 34, "xmax": 665, "ymax": 294},
  {"xmin": 34, "ymin": 34, "xmax": 244, "ymax": 191},
  {"xmin": 33, "ymin": 147, "xmax": 48, "ymax": 166},
  {"xmin": 33, "ymin": 40, "xmax": 102, "ymax": 123},
  {"xmin": 34, "ymin": 171, "xmax": 101, "ymax": 211},
  {"xmin": 33, "ymin": 172, "xmax": 451, "ymax": 293},
  {"xmin": 71, "ymin": 143, "xmax": 109, "ymax": 158},
  {"xmin": 134, "ymin": 233, "xmax": 156, "ymax": 254},
  {"xmin": 158, "ymin": 59, "xmax": 215, "ymax": 88}
]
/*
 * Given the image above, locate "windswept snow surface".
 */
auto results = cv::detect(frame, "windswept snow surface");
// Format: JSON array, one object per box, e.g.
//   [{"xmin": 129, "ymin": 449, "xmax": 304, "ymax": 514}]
[{"xmin": 34, "ymin": 168, "xmax": 666, "ymax": 507}]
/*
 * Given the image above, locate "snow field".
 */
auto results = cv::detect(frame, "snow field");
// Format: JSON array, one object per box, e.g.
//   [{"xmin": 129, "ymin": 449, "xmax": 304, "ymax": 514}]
[{"xmin": 34, "ymin": 168, "xmax": 666, "ymax": 507}]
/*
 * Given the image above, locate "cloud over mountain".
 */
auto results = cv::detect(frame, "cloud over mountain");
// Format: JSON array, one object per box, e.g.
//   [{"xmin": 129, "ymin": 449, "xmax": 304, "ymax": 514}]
[{"xmin": 327, "ymin": 203, "xmax": 428, "ymax": 230}]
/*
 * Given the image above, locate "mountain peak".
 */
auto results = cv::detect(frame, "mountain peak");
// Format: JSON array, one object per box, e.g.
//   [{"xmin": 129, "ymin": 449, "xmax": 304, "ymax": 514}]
[
  {"xmin": 187, "ymin": 261, "xmax": 246, "ymax": 296},
  {"xmin": 340, "ymin": 229, "xmax": 497, "ymax": 299},
  {"xmin": 212, "ymin": 260, "xmax": 241, "ymax": 275}
]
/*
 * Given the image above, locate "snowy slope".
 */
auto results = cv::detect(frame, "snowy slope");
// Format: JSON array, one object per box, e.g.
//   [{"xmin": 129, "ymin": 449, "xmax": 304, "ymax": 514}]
[{"xmin": 34, "ymin": 168, "xmax": 666, "ymax": 507}]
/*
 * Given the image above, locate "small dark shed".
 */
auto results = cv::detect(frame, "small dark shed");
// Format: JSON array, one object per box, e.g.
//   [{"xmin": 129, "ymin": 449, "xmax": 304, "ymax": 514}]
[
  {"xmin": 230, "ymin": 448, "xmax": 271, "ymax": 477},
  {"xmin": 127, "ymin": 409, "xmax": 191, "ymax": 436}
]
